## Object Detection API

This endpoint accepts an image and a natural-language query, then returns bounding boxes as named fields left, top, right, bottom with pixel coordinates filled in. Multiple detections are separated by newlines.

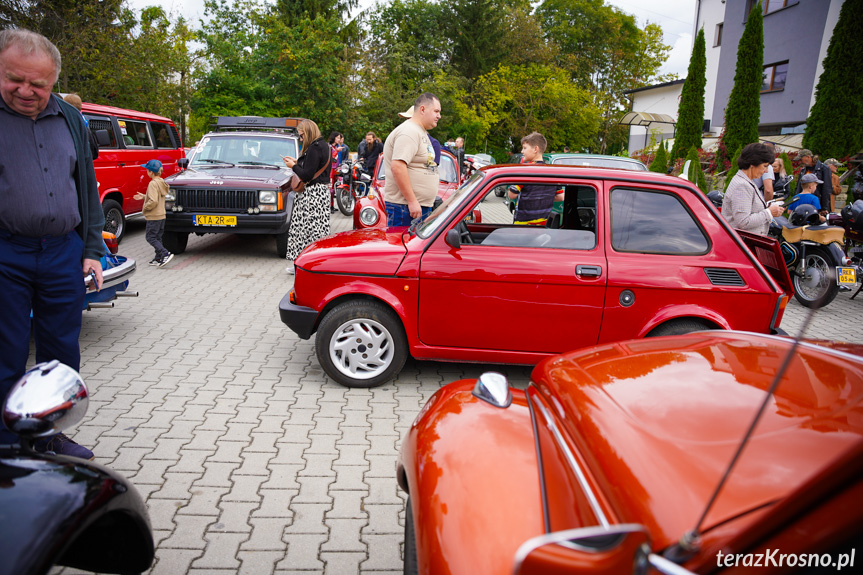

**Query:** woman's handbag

left=290, top=152, right=331, bottom=193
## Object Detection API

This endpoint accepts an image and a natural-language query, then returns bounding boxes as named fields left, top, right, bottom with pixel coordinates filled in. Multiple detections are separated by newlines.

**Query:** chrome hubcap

left=329, top=318, right=393, bottom=380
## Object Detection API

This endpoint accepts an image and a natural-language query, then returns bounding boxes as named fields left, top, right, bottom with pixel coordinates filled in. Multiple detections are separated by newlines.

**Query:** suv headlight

left=259, top=190, right=277, bottom=203
left=165, top=190, right=176, bottom=209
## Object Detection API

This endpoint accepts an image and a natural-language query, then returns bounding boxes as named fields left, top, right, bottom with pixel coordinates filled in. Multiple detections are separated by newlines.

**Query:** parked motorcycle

left=707, top=190, right=854, bottom=308
left=335, top=159, right=373, bottom=216
left=828, top=198, right=863, bottom=299
left=770, top=204, right=853, bottom=308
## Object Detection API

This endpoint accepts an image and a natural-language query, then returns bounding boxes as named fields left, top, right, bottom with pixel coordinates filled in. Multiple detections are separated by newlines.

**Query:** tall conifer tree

left=671, top=28, right=706, bottom=160
left=719, top=2, right=763, bottom=167
left=802, top=0, right=863, bottom=158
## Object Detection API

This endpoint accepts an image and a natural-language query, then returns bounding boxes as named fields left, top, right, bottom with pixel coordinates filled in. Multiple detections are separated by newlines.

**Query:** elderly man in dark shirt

left=0, top=29, right=104, bottom=459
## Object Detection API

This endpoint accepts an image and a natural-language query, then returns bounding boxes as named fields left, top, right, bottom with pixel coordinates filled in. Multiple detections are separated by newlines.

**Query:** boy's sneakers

left=148, top=258, right=159, bottom=266
left=158, top=253, right=174, bottom=267
left=33, top=433, right=95, bottom=460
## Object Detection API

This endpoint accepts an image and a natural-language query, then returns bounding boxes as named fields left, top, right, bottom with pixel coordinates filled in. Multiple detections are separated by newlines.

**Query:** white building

left=626, top=0, right=846, bottom=155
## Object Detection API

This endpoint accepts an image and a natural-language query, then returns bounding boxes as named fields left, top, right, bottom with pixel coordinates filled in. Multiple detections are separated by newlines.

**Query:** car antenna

left=663, top=301, right=821, bottom=564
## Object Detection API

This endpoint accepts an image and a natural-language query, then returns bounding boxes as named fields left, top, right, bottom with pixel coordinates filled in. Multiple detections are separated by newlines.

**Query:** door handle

left=576, top=265, right=602, bottom=278
left=118, top=162, right=126, bottom=167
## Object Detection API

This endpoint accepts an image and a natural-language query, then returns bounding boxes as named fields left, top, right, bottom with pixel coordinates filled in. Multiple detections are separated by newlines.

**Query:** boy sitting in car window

left=508, top=131, right=563, bottom=225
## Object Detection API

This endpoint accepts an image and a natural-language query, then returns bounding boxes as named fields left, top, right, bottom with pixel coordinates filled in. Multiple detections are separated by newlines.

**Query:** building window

left=762, top=61, right=788, bottom=92
left=714, top=23, right=723, bottom=47
left=749, top=0, right=794, bottom=15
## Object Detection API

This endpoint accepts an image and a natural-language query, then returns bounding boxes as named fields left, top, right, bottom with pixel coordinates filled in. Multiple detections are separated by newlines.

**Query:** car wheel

left=275, top=231, right=289, bottom=259
left=647, top=318, right=713, bottom=337
left=404, top=496, right=418, bottom=575
left=315, top=300, right=407, bottom=388
left=102, top=199, right=125, bottom=242
left=792, top=246, right=840, bottom=308
left=162, top=230, right=189, bottom=254
left=494, top=186, right=505, bottom=198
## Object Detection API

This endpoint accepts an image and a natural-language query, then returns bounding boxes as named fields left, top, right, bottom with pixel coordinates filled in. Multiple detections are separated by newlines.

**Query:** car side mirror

left=94, top=129, right=111, bottom=147
left=513, top=525, right=654, bottom=575
left=472, top=209, right=482, bottom=224
left=1, top=361, right=89, bottom=439
left=178, top=157, right=189, bottom=169
left=446, top=228, right=461, bottom=249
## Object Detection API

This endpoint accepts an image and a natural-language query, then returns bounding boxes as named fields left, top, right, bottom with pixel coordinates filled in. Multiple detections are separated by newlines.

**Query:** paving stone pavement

left=47, top=210, right=861, bottom=575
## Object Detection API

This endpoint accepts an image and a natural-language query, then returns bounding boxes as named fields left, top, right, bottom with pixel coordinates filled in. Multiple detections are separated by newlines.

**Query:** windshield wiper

left=236, top=161, right=279, bottom=168
left=195, top=159, right=235, bottom=167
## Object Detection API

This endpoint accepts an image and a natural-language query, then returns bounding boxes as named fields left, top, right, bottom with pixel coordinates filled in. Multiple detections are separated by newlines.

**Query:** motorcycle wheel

left=337, top=186, right=355, bottom=216
left=792, top=245, right=840, bottom=308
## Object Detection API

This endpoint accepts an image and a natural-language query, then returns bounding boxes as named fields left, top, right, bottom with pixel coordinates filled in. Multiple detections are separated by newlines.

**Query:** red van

left=81, top=103, right=184, bottom=241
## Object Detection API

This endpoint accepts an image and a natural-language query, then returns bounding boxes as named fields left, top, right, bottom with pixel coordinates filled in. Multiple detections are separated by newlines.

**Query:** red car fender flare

left=637, top=305, right=729, bottom=337
left=100, top=188, right=123, bottom=204
left=316, top=281, right=412, bottom=330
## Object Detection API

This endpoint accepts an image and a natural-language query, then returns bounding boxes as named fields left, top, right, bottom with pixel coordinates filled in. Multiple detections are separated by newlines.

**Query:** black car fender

left=0, top=450, right=154, bottom=575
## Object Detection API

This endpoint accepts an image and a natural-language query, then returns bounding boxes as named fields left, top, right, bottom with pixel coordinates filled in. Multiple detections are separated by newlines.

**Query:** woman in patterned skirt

left=282, top=119, right=332, bottom=274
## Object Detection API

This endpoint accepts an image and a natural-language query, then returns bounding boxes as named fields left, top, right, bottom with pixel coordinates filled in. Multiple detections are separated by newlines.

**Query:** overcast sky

left=128, top=0, right=696, bottom=78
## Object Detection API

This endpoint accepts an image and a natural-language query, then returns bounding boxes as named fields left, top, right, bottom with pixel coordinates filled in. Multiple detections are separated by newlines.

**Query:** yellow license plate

left=195, top=215, right=236, bottom=226
left=838, top=267, right=856, bottom=286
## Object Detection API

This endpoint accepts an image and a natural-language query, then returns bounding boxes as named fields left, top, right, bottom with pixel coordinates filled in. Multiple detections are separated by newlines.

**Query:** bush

left=649, top=141, right=668, bottom=173
left=686, top=147, right=708, bottom=193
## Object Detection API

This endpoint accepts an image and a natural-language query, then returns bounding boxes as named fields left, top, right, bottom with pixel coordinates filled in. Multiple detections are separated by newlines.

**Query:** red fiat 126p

left=279, top=165, right=792, bottom=388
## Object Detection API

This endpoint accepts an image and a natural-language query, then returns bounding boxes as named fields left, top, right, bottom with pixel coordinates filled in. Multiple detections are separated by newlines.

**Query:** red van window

left=152, top=122, right=174, bottom=148
left=119, top=119, right=152, bottom=147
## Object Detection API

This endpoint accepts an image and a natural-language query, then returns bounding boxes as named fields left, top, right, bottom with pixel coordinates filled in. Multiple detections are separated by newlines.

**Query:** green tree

left=719, top=2, right=763, bottom=167
left=536, top=0, right=671, bottom=153
left=802, top=0, right=863, bottom=158
left=686, top=146, right=707, bottom=193
left=467, top=63, right=600, bottom=157
left=671, top=28, right=706, bottom=160
left=444, top=0, right=510, bottom=80
left=649, top=141, right=668, bottom=173
left=723, top=146, right=743, bottom=193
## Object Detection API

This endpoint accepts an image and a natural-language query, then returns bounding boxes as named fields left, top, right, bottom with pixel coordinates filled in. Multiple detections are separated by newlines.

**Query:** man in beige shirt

left=383, top=92, right=441, bottom=226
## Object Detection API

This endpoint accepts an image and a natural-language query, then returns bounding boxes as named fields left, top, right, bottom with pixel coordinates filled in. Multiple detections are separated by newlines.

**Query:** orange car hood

left=297, top=229, right=407, bottom=275
left=532, top=331, right=863, bottom=551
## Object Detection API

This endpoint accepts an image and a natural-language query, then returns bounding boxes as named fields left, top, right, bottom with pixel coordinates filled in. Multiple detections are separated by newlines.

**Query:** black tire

left=647, top=318, right=713, bottom=337
left=404, top=496, right=418, bottom=575
left=275, top=231, right=289, bottom=259
left=494, top=186, right=505, bottom=198
left=337, top=186, right=354, bottom=216
left=102, top=199, right=126, bottom=241
left=315, top=300, right=408, bottom=388
left=162, top=230, right=189, bottom=254
left=792, top=245, right=840, bottom=308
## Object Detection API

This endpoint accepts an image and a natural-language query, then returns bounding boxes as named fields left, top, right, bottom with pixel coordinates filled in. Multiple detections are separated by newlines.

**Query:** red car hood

left=296, top=229, right=408, bottom=275
left=531, top=331, right=863, bottom=551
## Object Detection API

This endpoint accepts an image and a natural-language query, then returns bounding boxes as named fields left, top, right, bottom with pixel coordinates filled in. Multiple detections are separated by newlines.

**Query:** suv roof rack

left=210, top=116, right=307, bottom=132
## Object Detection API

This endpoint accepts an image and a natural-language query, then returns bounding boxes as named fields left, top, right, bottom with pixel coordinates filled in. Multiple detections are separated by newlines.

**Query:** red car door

left=416, top=179, right=607, bottom=354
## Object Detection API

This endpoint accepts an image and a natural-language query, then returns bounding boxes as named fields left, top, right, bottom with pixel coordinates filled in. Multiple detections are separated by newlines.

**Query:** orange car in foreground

left=397, top=331, right=862, bottom=574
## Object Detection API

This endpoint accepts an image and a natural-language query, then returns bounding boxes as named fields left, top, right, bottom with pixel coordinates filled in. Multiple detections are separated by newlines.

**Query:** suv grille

left=176, top=188, right=258, bottom=212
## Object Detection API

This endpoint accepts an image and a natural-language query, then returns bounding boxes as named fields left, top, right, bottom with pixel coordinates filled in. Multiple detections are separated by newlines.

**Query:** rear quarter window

left=610, top=187, right=710, bottom=254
